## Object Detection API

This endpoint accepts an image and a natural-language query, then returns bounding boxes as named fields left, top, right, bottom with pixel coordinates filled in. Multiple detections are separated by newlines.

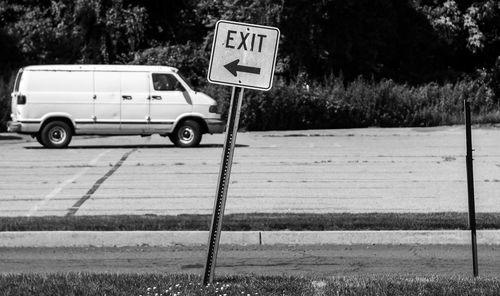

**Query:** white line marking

left=26, top=150, right=110, bottom=216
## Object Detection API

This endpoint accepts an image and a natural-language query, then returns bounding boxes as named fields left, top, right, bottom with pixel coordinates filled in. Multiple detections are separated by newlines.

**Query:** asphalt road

left=1, top=126, right=499, bottom=217
left=2, top=244, right=499, bottom=277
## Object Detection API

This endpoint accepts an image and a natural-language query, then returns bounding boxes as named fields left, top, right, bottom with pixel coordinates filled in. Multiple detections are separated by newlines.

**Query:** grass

left=0, top=274, right=314, bottom=296
left=2, top=212, right=500, bottom=231
left=1, top=273, right=500, bottom=295
left=324, top=276, right=500, bottom=296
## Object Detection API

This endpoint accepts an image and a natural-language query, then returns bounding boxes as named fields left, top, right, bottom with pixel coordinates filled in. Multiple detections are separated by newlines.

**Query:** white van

left=7, top=65, right=224, bottom=148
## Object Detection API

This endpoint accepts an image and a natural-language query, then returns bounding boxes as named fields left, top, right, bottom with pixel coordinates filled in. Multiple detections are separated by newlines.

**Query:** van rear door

left=120, top=72, right=150, bottom=132
left=25, top=70, right=93, bottom=123
left=10, top=68, right=23, bottom=121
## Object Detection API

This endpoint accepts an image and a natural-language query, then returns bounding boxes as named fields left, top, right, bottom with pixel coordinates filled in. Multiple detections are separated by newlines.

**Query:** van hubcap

left=49, top=126, right=66, bottom=144
left=179, top=127, right=194, bottom=144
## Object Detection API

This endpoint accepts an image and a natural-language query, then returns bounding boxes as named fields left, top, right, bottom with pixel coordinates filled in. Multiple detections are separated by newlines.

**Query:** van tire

left=170, top=120, right=202, bottom=147
left=40, top=121, right=72, bottom=148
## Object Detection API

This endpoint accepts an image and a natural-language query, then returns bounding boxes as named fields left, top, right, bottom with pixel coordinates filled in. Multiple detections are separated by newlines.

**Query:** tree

left=280, top=0, right=457, bottom=83
left=419, top=0, right=500, bottom=68
left=127, top=0, right=206, bottom=45
left=0, top=0, right=148, bottom=64
left=195, top=0, right=284, bottom=56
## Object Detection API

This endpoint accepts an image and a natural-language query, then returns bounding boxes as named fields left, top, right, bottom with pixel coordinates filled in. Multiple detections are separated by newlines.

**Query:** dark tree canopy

left=0, top=0, right=499, bottom=84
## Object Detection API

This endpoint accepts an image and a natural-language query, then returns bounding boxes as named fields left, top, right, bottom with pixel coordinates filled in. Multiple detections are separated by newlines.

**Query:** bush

left=0, top=74, right=16, bottom=132
left=199, top=75, right=499, bottom=131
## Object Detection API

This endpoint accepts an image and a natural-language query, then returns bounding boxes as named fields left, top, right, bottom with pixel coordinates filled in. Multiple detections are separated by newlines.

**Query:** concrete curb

left=0, top=231, right=259, bottom=247
left=261, top=230, right=499, bottom=245
left=1, top=230, right=500, bottom=247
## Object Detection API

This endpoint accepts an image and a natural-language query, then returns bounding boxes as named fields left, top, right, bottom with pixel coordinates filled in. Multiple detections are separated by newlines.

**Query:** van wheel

left=170, top=120, right=202, bottom=147
left=40, top=121, right=72, bottom=148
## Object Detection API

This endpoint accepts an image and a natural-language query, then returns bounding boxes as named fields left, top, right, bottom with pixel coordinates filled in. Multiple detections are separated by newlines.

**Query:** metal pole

left=464, top=99, right=478, bottom=277
left=203, top=86, right=244, bottom=285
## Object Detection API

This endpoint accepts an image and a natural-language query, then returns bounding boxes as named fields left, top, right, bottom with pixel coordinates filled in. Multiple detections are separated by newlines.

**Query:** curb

left=1, top=230, right=500, bottom=247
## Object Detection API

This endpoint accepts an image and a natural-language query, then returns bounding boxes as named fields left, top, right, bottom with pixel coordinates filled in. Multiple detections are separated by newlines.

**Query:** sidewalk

left=1, top=230, right=498, bottom=247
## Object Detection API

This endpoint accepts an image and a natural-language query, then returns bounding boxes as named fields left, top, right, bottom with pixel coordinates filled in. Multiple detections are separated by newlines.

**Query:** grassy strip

left=0, top=274, right=314, bottom=296
left=2, top=212, right=500, bottom=231
left=1, top=273, right=500, bottom=296
left=324, top=276, right=500, bottom=296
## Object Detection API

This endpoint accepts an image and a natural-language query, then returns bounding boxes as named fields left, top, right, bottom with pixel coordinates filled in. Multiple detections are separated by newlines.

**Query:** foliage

left=0, top=0, right=148, bottom=64
left=73, top=0, right=148, bottom=63
left=200, top=75, right=498, bottom=131
left=1, top=0, right=499, bottom=80
left=195, top=0, right=283, bottom=30
left=0, top=79, right=11, bottom=128
left=420, top=0, right=500, bottom=53
left=127, top=0, right=206, bottom=45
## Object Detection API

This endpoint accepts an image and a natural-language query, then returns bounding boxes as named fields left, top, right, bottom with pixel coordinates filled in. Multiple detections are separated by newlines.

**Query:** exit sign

left=207, top=20, right=280, bottom=91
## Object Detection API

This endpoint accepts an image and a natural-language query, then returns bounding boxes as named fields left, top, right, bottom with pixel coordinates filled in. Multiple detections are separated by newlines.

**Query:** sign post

left=203, top=86, right=243, bottom=285
left=203, top=20, right=280, bottom=285
left=464, top=99, right=478, bottom=277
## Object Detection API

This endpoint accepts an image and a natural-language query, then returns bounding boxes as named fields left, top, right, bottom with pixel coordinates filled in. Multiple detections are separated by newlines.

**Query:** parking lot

left=1, top=126, right=499, bottom=217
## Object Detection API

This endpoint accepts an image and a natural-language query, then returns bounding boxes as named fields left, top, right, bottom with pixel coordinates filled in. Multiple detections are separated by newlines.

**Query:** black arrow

left=224, top=59, right=261, bottom=77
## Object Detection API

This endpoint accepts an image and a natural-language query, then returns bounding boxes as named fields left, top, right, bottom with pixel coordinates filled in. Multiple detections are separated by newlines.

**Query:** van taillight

left=17, top=95, right=26, bottom=105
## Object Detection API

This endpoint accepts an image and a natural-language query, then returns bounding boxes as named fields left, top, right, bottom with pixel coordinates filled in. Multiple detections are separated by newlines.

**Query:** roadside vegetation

left=1, top=273, right=500, bottom=296
left=2, top=212, right=500, bottom=231
left=203, top=76, right=499, bottom=131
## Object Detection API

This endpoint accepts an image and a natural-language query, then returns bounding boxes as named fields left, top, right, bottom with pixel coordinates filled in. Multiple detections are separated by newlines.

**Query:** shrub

left=198, top=75, right=499, bottom=131
left=0, top=74, right=16, bottom=132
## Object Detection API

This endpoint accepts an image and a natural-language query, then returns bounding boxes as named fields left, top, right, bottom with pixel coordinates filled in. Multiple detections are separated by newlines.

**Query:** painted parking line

left=26, top=150, right=110, bottom=216
left=66, top=148, right=137, bottom=216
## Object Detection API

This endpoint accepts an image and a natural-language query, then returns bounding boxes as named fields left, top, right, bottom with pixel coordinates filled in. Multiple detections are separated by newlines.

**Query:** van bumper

left=206, top=119, right=225, bottom=134
left=7, top=121, right=39, bottom=134
left=7, top=121, right=22, bottom=133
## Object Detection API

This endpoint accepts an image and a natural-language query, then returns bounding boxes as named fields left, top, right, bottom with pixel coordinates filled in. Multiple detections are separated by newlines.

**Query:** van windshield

left=13, top=68, right=23, bottom=92
left=177, top=73, right=195, bottom=91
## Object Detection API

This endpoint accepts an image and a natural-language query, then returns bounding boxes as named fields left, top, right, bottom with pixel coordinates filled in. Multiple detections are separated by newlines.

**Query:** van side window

left=152, top=74, right=185, bottom=91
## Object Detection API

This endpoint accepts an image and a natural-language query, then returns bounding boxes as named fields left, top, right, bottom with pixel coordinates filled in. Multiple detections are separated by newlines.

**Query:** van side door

left=120, top=72, right=150, bottom=133
left=93, top=71, right=121, bottom=132
left=149, top=73, right=193, bottom=132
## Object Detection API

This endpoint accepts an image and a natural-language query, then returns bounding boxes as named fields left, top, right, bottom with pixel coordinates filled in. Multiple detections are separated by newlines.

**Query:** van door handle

left=151, top=96, right=162, bottom=100
left=122, top=95, right=132, bottom=100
